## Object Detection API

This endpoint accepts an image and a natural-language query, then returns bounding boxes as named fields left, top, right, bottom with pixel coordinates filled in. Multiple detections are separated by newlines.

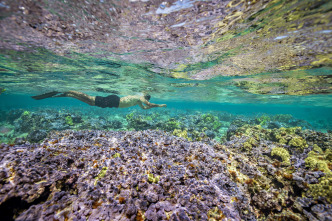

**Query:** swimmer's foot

left=31, top=91, right=61, bottom=100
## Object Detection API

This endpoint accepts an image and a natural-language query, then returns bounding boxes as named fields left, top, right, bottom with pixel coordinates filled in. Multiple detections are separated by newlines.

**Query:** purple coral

left=0, top=130, right=252, bottom=220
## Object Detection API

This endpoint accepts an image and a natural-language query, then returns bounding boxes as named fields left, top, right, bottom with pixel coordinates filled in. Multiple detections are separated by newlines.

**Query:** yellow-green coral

left=242, top=137, right=257, bottom=151
left=273, top=209, right=304, bottom=221
left=288, top=137, right=307, bottom=150
left=23, top=110, right=31, bottom=116
left=308, top=175, right=332, bottom=203
left=173, top=129, right=207, bottom=141
left=305, top=146, right=331, bottom=175
left=305, top=145, right=332, bottom=202
left=271, top=147, right=290, bottom=165
left=202, top=113, right=222, bottom=130
left=165, top=118, right=181, bottom=131
left=234, top=124, right=262, bottom=139
left=257, top=115, right=271, bottom=126
left=112, top=153, right=121, bottom=158
left=272, top=114, right=293, bottom=122
left=207, top=207, right=225, bottom=220
left=65, top=116, right=74, bottom=126
left=284, top=127, right=302, bottom=134
left=312, top=144, right=323, bottom=153
left=306, top=157, right=330, bottom=174
left=173, top=129, right=190, bottom=140
left=271, top=127, right=307, bottom=151
left=94, top=167, right=108, bottom=186
left=273, top=127, right=302, bottom=144
left=147, top=173, right=160, bottom=183
left=234, top=125, right=309, bottom=153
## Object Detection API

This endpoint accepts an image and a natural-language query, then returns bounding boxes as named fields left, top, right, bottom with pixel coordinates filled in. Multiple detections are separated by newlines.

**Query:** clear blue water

left=1, top=93, right=331, bottom=132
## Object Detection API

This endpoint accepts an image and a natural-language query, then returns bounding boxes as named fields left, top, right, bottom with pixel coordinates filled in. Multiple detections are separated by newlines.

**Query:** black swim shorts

left=95, top=95, right=120, bottom=108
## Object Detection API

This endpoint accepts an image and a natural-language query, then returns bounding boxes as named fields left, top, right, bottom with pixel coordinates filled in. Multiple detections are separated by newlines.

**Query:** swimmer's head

left=144, top=94, right=151, bottom=101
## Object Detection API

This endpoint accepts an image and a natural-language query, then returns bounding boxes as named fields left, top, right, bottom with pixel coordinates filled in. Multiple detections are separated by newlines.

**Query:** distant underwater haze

left=0, top=0, right=332, bottom=220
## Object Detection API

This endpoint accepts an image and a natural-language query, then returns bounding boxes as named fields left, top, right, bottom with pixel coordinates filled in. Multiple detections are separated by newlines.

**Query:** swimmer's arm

left=139, top=99, right=167, bottom=109
left=141, top=99, right=167, bottom=107
left=138, top=103, right=153, bottom=109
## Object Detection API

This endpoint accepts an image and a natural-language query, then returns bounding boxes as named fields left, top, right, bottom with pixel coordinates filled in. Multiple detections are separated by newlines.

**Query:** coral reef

left=124, top=110, right=226, bottom=142
left=305, top=145, right=331, bottom=175
left=226, top=124, right=312, bottom=152
left=0, top=117, right=330, bottom=220
left=271, top=147, right=291, bottom=165
left=0, top=130, right=254, bottom=220
left=1, top=107, right=329, bottom=146
left=65, top=115, right=74, bottom=126
left=126, top=112, right=156, bottom=131
left=0, top=110, right=332, bottom=220
left=222, top=123, right=332, bottom=220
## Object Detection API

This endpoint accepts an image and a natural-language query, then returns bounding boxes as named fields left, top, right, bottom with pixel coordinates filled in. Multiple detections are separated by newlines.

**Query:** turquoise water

left=1, top=93, right=331, bottom=133
left=1, top=94, right=332, bottom=119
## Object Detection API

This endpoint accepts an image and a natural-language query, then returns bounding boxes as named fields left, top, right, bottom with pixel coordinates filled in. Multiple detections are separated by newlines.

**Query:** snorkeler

left=32, top=91, right=167, bottom=109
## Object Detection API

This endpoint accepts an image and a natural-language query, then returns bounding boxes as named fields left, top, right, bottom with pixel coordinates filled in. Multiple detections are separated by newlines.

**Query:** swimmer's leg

left=31, top=91, right=61, bottom=100
left=53, top=91, right=96, bottom=106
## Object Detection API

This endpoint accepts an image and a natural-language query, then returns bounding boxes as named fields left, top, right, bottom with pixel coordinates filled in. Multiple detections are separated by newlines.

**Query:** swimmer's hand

left=160, top=104, right=167, bottom=107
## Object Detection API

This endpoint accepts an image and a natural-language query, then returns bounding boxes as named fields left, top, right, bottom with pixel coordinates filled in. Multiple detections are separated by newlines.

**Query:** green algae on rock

left=94, top=166, right=108, bottom=186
